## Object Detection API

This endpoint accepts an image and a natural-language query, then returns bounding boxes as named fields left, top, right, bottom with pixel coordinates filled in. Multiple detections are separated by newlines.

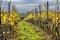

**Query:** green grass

left=16, top=21, right=43, bottom=40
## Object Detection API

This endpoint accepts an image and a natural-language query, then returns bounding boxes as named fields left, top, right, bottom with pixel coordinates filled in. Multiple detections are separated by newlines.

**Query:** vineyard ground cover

left=16, top=21, right=43, bottom=40
left=16, top=21, right=55, bottom=40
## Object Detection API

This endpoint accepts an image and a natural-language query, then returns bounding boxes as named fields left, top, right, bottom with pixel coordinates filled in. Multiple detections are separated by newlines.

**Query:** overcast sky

left=3, top=0, right=60, bottom=1
left=2, top=0, right=60, bottom=13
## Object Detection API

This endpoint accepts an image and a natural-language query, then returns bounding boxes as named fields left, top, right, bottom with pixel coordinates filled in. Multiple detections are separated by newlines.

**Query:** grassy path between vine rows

left=16, top=21, right=53, bottom=40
